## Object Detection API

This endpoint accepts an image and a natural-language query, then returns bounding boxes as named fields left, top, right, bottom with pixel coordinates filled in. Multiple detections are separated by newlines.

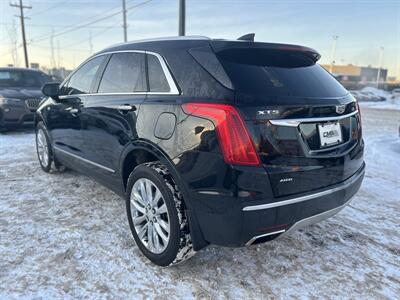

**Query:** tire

left=126, top=161, right=194, bottom=266
left=35, top=122, right=53, bottom=172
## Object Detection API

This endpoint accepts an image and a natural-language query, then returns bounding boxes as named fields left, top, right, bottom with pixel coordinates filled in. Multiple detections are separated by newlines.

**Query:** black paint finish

left=36, top=37, right=365, bottom=249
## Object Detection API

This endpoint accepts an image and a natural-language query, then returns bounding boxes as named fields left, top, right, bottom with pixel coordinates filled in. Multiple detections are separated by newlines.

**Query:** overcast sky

left=1, top=0, right=399, bottom=77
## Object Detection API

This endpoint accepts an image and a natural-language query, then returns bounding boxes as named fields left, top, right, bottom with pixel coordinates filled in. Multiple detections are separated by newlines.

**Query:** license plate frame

left=318, top=122, right=342, bottom=147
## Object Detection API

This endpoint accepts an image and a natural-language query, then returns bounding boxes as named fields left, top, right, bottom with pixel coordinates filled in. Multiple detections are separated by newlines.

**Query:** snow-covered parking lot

left=0, top=105, right=399, bottom=299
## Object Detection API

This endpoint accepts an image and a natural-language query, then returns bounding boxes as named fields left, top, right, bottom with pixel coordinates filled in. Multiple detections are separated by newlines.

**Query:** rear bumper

left=194, top=163, right=365, bottom=247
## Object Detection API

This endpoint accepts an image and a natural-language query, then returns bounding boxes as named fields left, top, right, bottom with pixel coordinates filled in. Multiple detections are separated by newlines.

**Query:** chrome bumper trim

left=246, top=195, right=355, bottom=246
left=245, top=229, right=286, bottom=246
left=53, top=146, right=115, bottom=173
left=242, top=168, right=364, bottom=211
left=269, top=110, right=358, bottom=127
left=281, top=196, right=354, bottom=236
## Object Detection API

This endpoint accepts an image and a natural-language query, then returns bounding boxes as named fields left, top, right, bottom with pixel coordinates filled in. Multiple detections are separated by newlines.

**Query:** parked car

left=0, top=68, right=54, bottom=131
left=362, top=90, right=386, bottom=101
left=350, top=90, right=363, bottom=101
left=36, top=36, right=365, bottom=266
left=391, top=88, right=400, bottom=99
left=360, top=87, right=388, bottom=101
left=357, top=91, right=381, bottom=101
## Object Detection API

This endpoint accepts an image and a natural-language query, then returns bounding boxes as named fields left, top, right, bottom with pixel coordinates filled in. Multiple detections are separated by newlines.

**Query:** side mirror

left=42, top=82, right=60, bottom=99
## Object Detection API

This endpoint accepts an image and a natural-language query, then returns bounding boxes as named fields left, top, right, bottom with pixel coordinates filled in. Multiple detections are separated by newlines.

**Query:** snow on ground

left=0, top=106, right=399, bottom=299
left=359, top=99, right=400, bottom=111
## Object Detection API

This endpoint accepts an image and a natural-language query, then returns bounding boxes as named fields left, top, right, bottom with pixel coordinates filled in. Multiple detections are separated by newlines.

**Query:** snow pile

left=359, top=99, right=400, bottom=111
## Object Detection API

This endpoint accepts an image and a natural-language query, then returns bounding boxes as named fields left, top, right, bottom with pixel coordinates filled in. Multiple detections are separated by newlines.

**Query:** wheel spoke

left=147, top=223, right=154, bottom=250
left=131, top=199, right=146, bottom=214
left=152, top=189, right=162, bottom=207
left=137, top=223, right=148, bottom=239
left=139, top=181, right=147, bottom=202
left=132, top=189, right=146, bottom=206
left=154, top=222, right=169, bottom=243
left=156, top=217, right=169, bottom=233
left=145, top=180, right=153, bottom=204
left=156, top=203, right=167, bottom=215
left=133, top=215, right=146, bottom=225
left=153, top=227, right=160, bottom=249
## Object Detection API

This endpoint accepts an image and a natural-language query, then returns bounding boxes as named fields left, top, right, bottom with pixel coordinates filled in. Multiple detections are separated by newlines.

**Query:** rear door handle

left=65, top=107, right=80, bottom=116
left=115, top=104, right=137, bottom=112
left=67, top=108, right=79, bottom=114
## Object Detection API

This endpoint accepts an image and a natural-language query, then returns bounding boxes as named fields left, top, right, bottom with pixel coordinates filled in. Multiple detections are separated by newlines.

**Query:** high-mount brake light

left=182, top=103, right=261, bottom=167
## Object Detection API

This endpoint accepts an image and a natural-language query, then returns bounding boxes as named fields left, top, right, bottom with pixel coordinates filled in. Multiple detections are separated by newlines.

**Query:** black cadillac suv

left=36, top=35, right=365, bottom=266
left=0, top=68, right=53, bottom=131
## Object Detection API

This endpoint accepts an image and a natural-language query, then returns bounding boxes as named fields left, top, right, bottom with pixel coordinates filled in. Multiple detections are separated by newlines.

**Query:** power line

left=26, top=0, right=71, bottom=17
left=0, top=22, right=121, bottom=28
left=30, top=0, right=151, bottom=43
left=2, top=0, right=152, bottom=63
left=27, top=1, right=125, bottom=42
left=10, top=0, right=32, bottom=68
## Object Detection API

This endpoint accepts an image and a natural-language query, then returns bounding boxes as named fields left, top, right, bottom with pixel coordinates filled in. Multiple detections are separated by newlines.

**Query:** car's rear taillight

left=182, top=103, right=261, bottom=167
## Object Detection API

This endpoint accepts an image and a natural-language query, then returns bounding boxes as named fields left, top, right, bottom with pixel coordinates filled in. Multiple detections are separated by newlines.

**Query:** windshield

left=217, top=48, right=348, bottom=99
left=0, top=70, right=50, bottom=88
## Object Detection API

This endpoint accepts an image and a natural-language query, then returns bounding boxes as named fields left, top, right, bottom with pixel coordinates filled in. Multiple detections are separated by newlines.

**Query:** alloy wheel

left=37, top=128, right=49, bottom=167
left=130, top=178, right=170, bottom=254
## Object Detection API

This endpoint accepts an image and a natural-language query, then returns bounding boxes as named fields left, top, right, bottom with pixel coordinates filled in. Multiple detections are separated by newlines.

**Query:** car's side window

left=98, top=52, right=146, bottom=93
left=147, top=54, right=170, bottom=92
left=64, top=56, right=105, bottom=95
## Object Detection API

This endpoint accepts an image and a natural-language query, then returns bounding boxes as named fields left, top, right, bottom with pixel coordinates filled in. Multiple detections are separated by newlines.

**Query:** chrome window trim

left=242, top=167, right=364, bottom=211
left=53, top=146, right=115, bottom=173
left=59, top=50, right=180, bottom=98
left=269, top=110, right=359, bottom=127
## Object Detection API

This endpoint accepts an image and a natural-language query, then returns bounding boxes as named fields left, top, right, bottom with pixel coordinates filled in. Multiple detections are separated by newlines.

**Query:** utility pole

left=122, top=0, right=128, bottom=42
left=89, top=31, right=93, bottom=55
left=10, top=0, right=31, bottom=68
left=50, top=28, right=56, bottom=69
left=178, top=0, right=185, bottom=36
left=329, top=35, right=339, bottom=74
left=376, top=46, right=384, bottom=88
left=57, top=39, right=61, bottom=68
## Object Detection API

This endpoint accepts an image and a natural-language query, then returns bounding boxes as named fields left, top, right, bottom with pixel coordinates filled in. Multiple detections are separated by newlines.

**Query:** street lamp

left=376, top=46, right=384, bottom=88
left=329, top=35, right=339, bottom=74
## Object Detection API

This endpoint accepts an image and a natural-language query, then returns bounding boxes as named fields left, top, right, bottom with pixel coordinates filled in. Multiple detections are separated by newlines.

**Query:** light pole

left=329, top=35, right=339, bottom=74
left=122, top=0, right=127, bottom=42
left=178, top=0, right=185, bottom=36
left=376, top=46, right=384, bottom=88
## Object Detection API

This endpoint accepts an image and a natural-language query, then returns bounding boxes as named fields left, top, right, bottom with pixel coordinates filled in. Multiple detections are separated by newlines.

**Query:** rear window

left=147, top=54, right=169, bottom=92
left=98, top=52, right=146, bottom=93
left=217, top=48, right=348, bottom=99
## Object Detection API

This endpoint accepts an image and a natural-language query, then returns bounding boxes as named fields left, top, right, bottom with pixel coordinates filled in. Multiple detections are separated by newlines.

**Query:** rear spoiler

left=210, top=40, right=321, bottom=62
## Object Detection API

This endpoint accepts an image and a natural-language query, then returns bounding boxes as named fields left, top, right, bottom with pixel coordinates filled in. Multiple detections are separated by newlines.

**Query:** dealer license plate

left=318, top=122, right=342, bottom=147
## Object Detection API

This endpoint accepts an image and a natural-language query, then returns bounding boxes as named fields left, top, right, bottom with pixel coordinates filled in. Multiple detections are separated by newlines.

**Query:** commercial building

left=321, top=64, right=388, bottom=89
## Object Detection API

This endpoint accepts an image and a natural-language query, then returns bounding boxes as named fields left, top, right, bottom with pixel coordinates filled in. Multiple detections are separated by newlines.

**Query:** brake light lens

left=182, top=103, right=261, bottom=166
